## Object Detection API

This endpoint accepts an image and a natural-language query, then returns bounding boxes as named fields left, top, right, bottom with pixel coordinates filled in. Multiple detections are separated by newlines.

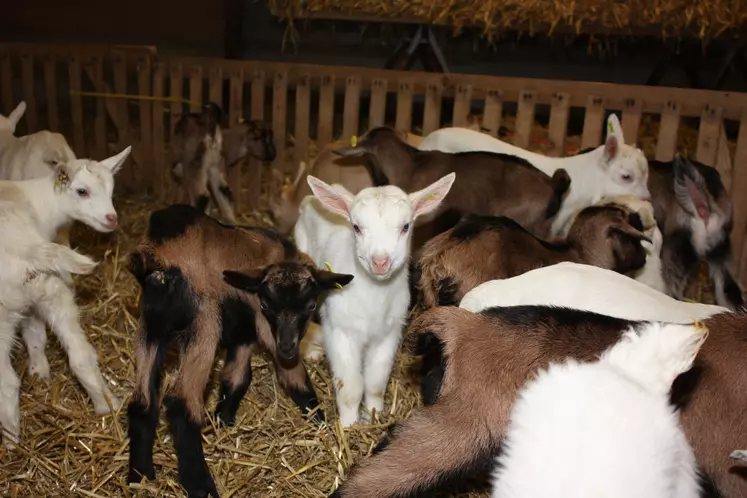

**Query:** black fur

left=546, top=169, right=572, bottom=219
left=218, top=185, right=233, bottom=202
left=668, top=229, right=702, bottom=272
left=407, top=261, right=422, bottom=311
left=147, top=204, right=203, bottom=244
left=436, top=277, right=459, bottom=307
left=627, top=212, right=644, bottom=232
left=164, top=396, right=219, bottom=498
left=697, top=470, right=725, bottom=498
left=215, top=376, right=251, bottom=427
left=286, top=375, right=324, bottom=422
left=141, top=266, right=198, bottom=348
left=196, top=195, right=210, bottom=213
left=670, top=361, right=705, bottom=412
left=723, top=272, right=744, bottom=307
left=418, top=332, right=446, bottom=405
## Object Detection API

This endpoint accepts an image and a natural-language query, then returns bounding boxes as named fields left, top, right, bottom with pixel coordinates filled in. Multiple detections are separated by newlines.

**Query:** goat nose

left=106, top=213, right=118, bottom=226
left=372, top=256, right=391, bottom=274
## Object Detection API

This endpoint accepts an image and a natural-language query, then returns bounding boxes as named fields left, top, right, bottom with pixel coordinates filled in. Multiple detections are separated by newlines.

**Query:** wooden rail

left=1, top=44, right=747, bottom=290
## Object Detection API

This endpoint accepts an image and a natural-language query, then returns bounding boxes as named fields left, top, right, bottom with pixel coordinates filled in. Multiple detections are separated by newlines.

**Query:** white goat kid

left=460, top=262, right=728, bottom=323
left=418, top=114, right=650, bottom=237
left=295, top=173, right=455, bottom=427
left=491, top=321, right=707, bottom=498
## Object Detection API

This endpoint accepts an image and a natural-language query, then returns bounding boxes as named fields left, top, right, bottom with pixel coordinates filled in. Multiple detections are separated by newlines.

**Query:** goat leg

left=276, top=358, right=324, bottom=423
left=215, top=343, right=253, bottom=427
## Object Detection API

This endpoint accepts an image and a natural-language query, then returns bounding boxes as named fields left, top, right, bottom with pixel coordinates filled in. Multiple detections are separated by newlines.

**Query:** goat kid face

left=50, top=146, right=131, bottom=232
left=0, top=101, right=26, bottom=133
left=241, top=120, right=277, bottom=162
left=223, top=263, right=353, bottom=365
left=307, top=172, right=456, bottom=280
left=600, top=114, right=650, bottom=200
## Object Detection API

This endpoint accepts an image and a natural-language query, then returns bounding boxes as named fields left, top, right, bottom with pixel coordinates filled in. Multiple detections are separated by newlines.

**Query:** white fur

left=0, top=163, right=127, bottom=446
left=460, top=262, right=728, bottom=323
left=418, top=113, right=651, bottom=237
left=294, top=173, right=455, bottom=427
left=491, top=322, right=706, bottom=498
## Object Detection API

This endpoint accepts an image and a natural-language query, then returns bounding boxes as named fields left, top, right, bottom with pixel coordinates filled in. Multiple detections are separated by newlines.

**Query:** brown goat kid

left=332, top=127, right=571, bottom=240
left=332, top=306, right=745, bottom=498
left=126, top=204, right=352, bottom=498
left=416, top=203, right=650, bottom=308
left=172, top=102, right=276, bottom=224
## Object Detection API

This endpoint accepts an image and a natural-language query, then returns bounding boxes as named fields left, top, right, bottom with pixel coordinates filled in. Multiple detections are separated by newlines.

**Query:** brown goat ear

left=608, top=226, right=648, bottom=274
left=609, top=221, right=652, bottom=244
left=315, top=269, right=354, bottom=290
left=223, top=269, right=265, bottom=292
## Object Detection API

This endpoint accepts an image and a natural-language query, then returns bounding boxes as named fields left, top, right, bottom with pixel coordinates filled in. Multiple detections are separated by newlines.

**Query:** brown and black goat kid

left=126, top=204, right=352, bottom=498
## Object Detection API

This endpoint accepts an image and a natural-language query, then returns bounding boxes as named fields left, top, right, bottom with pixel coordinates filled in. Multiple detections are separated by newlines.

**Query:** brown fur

left=417, top=204, right=650, bottom=308
left=335, top=307, right=747, bottom=498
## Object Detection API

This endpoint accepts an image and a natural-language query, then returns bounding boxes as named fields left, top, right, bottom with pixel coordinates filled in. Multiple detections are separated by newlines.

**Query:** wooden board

left=227, top=68, right=243, bottom=209
left=20, top=53, right=37, bottom=133
left=341, top=75, right=361, bottom=141
left=0, top=53, right=12, bottom=114
left=209, top=66, right=223, bottom=105
left=43, top=55, right=59, bottom=131
left=695, top=104, right=722, bottom=167
left=112, top=52, right=132, bottom=186
left=294, top=74, right=311, bottom=165
left=169, top=63, right=183, bottom=141
left=317, top=74, right=335, bottom=149
left=137, top=55, right=153, bottom=191
left=735, top=111, right=747, bottom=277
left=482, top=89, right=502, bottom=137
left=422, top=81, right=442, bottom=136
left=189, top=65, right=203, bottom=112
left=246, top=70, right=265, bottom=211
left=581, top=95, right=606, bottom=149
left=452, top=84, right=472, bottom=127
left=86, top=55, right=107, bottom=159
left=395, top=78, right=413, bottom=134
left=621, top=98, right=642, bottom=146
left=514, top=90, right=536, bottom=150
left=369, top=78, right=387, bottom=129
left=67, top=55, right=86, bottom=156
left=715, top=122, right=732, bottom=194
left=547, top=92, right=570, bottom=157
left=655, top=100, right=681, bottom=162
left=273, top=71, right=288, bottom=172
left=151, top=62, right=166, bottom=200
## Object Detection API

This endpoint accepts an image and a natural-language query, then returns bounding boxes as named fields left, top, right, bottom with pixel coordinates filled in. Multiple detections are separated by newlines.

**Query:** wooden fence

left=1, top=43, right=747, bottom=289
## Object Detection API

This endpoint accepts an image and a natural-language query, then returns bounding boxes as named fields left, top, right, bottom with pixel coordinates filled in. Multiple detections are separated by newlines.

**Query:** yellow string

left=69, top=90, right=201, bottom=106
left=350, top=135, right=358, bottom=147
left=324, top=261, right=344, bottom=289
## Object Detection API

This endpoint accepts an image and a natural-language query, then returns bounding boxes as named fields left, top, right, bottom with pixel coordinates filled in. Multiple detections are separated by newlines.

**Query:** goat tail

left=27, top=242, right=98, bottom=276
left=705, top=239, right=745, bottom=310
left=546, top=168, right=572, bottom=219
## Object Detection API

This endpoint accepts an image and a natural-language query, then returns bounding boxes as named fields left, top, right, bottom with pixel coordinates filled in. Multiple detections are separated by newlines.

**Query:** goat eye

left=308, top=302, right=316, bottom=311
left=402, top=223, right=410, bottom=233
left=76, top=188, right=89, bottom=198
left=259, top=301, right=268, bottom=311
left=352, top=224, right=361, bottom=234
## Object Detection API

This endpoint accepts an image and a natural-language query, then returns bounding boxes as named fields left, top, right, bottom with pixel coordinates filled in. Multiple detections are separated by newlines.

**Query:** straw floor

left=0, top=116, right=718, bottom=497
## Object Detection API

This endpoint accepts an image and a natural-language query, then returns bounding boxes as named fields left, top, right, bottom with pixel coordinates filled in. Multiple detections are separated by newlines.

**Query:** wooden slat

left=137, top=55, right=153, bottom=191
left=169, top=63, right=183, bottom=141
left=369, top=78, right=387, bottom=129
left=273, top=71, right=288, bottom=172
left=452, top=84, right=472, bottom=127
left=655, top=100, right=681, bottom=162
left=740, top=240, right=747, bottom=295
left=341, top=75, right=361, bottom=141
left=42, top=55, right=59, bottom=131
left=715, top=123, right=732, bottom=194
left=513, top=90, right=536, bottom=150
left=209, top=66, right=223, bottom=105
left=735, top=111, right=747, bottom=277
left=696, top=104, right=723, bottom=167
left=246, top=70, right=265, bottom=211
left=151, top=62, right=166, bottom=200
left=85, top=55, right=107, bottom=159
left=112, top=52, right=132, bottom=186
left=395, top=78, right=413, bottom=134
left=294, top=74, right=311, bottom=165
left=422, top=81, right=443, bottom=136
left=482, top=89, right=502, bottom=137
left=250, top=70, right=265, bottom=120
left=621, top=98, right=642, bottom=146
left=67, top=55, right=86, bottom=156
left=227, top=68, right=243, bottom=210
left=20, top=53, right=37, bottom=132
left=581, top=95, right=606, bottom=149
left=547, top=92, right=570, bottom=157
left=189, top=66, right=203, bottom=112
left=317, top=74, right=335, bottom=149
left=1, top=52, right=12, bottom=114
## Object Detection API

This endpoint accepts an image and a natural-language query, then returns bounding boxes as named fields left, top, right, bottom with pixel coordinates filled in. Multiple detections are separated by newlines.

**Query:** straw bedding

left=0, top=116, right=717, bottom=497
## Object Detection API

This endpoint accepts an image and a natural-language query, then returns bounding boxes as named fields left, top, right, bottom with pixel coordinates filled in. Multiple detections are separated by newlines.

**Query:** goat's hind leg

left=21, top=314, right=50, bottom=380
left=0, top=313, right=22, bottom=447
left=215, top=343, right=253, bottom=427
left=207, top=165, right=237, bottom=224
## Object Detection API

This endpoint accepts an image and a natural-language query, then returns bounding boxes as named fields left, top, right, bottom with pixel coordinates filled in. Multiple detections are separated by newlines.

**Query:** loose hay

left=0, top=115, right=717, bottom=497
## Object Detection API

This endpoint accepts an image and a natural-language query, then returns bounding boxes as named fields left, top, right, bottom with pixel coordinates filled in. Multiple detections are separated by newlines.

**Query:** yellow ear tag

left=324, top=261, right=344, bottom=289
left=54, top=170, right=70, bottom=192
left=608, top=120, right=614, bottom=134
left=350, top=135, right=358, bottom=147
left=238, top=117, right=246, bottom=124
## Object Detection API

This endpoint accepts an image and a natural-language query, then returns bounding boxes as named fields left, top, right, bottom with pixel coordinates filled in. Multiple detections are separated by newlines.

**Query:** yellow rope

left=69, top=90, right=200, bottom=106
left=324, top=261, right=344, bottom=289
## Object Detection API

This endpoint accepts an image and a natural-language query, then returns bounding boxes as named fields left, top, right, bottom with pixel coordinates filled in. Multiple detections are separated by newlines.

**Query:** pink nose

left=372, top=256, right=391, bottom=274
left=106, top=213, right=118, bottom=227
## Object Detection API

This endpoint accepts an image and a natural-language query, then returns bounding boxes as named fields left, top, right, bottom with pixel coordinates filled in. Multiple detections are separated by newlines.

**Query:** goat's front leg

left=362, top=329, right=401, bottom=423
left=186, top=165, right=211, bottom=214
left=276, top=357, right=324, bottom=423
left=33, top=277, right=121, bottom=414
left=324, top=326, right=364, bottom=427
left=127, top=324, right=166, bottom=485
left=168, top=311, right=221, bottom=498
left=21, top=314, right=50, bottom=380
left=215, top=343, right=253, bottom=427
left=0, top=316, right=21, bottom=447
left=207, top=165, right=237, bottom=224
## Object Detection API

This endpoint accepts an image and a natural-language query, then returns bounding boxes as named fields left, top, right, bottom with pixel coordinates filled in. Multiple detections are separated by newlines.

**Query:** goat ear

left=603, top=113, right=623, bottom=162
left=223, top=269, right=265, bottom=292
left=673, top=156, right=710, bottom=223
left=315, top=269, right=354, bottom=290
left=8, top=101, right=26, bottom=128
left=332, top=142, right=368, bottom=157
left=307, top=175, right=354, bottom=218
left=100, top=146, right=132, bottom=175
left=409, top=172, right=456, bottom=220
left=608, top=225, right=649, bottom=274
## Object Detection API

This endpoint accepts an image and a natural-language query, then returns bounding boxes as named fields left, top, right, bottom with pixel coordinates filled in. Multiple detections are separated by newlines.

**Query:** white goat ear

left=8, top=101, right=26, bottom=128
left=307, top=175, right=354, bottom=218
left=409, top=172, right=455, bottom=219
left=100, top=146, right=132, bottom=174
left=604, top=113, right=624, bottom=162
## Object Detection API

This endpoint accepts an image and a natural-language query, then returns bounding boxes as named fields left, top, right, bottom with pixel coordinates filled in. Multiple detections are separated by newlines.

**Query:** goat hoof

left=214, top=410, right=236, bottom=428
left=28, top=360, right=51, bottom=380
left=182, top=472, right=219, bottom=498
left=128, top=467, right=156, bottom=484
left=309, top=408, right=325, bottom=424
